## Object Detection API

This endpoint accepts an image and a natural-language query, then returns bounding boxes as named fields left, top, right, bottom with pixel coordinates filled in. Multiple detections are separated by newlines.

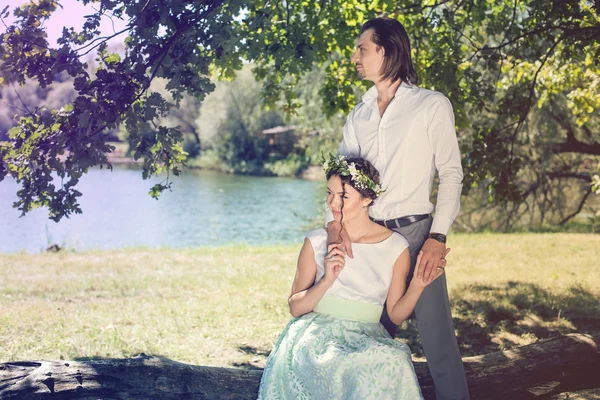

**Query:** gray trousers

left=380, top=216, right=470, bottom=400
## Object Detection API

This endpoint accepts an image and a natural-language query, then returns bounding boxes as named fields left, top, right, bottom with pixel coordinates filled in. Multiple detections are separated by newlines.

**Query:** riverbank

left=1, top=233, right=598, bottom=372
left=104, top=142, right=325, bottom=180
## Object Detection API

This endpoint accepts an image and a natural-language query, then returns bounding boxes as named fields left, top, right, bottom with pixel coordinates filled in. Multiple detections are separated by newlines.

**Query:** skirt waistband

left=314, top=295, right=383, bottom=323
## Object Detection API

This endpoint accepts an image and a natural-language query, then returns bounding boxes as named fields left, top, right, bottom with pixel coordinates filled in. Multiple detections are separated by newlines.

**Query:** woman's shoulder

left=304, top=227, right=327, bottom=240
left=304, top=228, right=328, bottom=251
left=388, top=231, right=409, bottom=247
left=366, top=224, right=407, bottom=245
left=367, top=225, right=409, bottom=250
left=386, top=232, right=411, bottom=264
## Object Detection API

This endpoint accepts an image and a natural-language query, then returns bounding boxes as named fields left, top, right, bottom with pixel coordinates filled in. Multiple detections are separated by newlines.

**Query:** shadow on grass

left=231, top=345, right=271, bottom=370
left=71, top=347, right=271, bottom=372
left=397, top=281, right=600, bottom=357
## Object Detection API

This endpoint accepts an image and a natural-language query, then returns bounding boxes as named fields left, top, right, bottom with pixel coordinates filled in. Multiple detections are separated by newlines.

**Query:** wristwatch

left=428, top=233, right=447, bottom=244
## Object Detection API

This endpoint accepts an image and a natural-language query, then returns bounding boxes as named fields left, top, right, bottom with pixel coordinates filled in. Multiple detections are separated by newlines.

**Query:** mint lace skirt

left=257, top=312, right=423, bottom=399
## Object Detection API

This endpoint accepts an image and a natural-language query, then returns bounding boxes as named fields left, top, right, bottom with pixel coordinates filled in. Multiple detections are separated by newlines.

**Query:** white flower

left=323, top=160, right=330, bottom=171
left=348, top=162, right=358, bottom=177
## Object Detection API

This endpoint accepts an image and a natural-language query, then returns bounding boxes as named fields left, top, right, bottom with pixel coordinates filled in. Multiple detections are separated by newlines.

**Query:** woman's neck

left=342, top=214, right=373, bottom=241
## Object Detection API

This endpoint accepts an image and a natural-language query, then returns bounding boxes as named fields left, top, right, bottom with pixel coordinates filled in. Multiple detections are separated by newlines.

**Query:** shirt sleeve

left=426, top=95, right=463, bottom=235
left=337, top=108, right=360, bottom=158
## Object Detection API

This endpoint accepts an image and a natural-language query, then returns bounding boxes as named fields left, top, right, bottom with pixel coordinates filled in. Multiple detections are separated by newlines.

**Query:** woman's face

left=326, top=175, right=372, bottom=221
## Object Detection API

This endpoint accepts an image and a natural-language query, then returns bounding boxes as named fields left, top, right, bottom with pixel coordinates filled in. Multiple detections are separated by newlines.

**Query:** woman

left=257, top=155, right=449, bottom=399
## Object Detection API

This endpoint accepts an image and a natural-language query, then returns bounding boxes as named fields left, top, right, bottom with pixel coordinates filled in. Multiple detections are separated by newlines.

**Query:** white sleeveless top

left=305, top=228, right=409, bottom=307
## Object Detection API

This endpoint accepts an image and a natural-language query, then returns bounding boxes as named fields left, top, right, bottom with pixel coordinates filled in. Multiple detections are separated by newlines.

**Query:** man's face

left=351, top=29, right=384, bottom=82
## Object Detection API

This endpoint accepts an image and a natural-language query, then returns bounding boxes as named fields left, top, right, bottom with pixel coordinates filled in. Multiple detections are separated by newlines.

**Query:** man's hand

left=411, top=252, right=447, bottom=290
left=416, top=239, right=450, bottom=283
left=326, top=221, right=354, bottom=259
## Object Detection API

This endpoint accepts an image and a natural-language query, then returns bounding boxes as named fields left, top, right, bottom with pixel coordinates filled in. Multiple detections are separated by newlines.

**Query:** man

left=326, top=17, right=470, bottom=400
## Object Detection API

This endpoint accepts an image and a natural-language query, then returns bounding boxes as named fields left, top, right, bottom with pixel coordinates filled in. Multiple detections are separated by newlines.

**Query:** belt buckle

left=385, top=219, right=397, bottom=229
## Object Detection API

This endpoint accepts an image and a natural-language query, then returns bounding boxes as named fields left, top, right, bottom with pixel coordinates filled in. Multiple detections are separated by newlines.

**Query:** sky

left=1, top=0, right=129, bottom=47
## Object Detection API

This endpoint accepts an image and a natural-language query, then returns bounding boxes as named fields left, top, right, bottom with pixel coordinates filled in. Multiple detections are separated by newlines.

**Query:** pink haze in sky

left=1, top=0, right=129, bottom=47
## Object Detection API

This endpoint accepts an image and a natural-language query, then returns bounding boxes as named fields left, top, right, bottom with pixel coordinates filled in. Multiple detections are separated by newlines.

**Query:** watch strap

left=429, top=233, right=447, bottom=244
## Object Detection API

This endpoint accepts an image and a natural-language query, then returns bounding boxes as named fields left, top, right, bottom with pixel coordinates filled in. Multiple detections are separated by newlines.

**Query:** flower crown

left=320, top=153, right=385, bottom=197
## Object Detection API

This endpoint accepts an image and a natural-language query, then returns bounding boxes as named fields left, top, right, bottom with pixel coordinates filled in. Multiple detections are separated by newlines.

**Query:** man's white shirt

left=331, top=82, right=463, bottom=236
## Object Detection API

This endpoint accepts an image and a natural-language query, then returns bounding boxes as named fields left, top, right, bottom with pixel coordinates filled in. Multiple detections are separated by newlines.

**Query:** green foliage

left=288, top=62, right=348, bottom=163
left=0, top=0, right=598, bottom=223
left=214, top=127, right=266, bottom=174
left=197, top=65, right=285, bottom=174
left=263, top=153, right=309, bottom=177
left=1, top=0, right=235, bottom=219
left=186, top=149, right=224, bottom=171
left=196, top=62, right=344, bottom=176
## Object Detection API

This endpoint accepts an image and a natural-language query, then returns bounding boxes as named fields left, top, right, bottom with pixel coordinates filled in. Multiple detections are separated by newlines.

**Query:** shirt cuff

left=430, top=215, right=453, bottom=236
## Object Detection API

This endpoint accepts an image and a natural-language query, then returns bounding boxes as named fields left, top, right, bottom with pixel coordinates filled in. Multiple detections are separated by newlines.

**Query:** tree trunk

left=1, top=334, right=598, bottom=400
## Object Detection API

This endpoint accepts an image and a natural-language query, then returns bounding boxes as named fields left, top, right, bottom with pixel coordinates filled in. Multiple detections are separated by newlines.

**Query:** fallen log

left=1, top=334, right=598, bottom=399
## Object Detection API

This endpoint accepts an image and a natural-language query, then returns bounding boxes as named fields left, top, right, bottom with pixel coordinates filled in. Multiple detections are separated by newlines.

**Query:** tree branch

left=548, top=103, right=577, bottom=141
left=463, top=25, right=599, bottom=64
left=89, top=1, right=225, bottom=140
left=552, top=140, right=600, bottom=155
left=1, top=334, right=597, bottom=399
left=546, top=171, right=592, bottom=181
left=559, top=186, right=593, bottom=225
left=1, top=100, right=30, bottom=114
left=493, top=25, right=595, bottom=51
left=9, top=78, right=33, bottom=116
left=490, top=0, right=518, bottom=90
left=397, top=0, right=452, bottom=13
left=504, top=37, right=564, bottom=183
left=173, top=115, right=200, bottom=144
left=75, top=26, right=132, bottom=56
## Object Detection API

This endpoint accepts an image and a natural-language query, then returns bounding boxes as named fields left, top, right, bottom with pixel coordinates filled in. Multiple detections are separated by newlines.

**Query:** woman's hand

left=411, top=248, right=451, bottom=290
left=327, top=221, right=354, bottom=259
left=323, top=243, right=346, bottom=285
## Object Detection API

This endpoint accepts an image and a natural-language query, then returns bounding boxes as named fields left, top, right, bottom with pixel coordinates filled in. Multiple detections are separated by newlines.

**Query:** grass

left=0, top=233, right=599, bottom=374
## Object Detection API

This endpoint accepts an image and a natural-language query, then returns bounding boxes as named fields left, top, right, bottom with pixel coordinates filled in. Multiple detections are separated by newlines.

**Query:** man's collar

left=361, top=81, right=415, bottom=102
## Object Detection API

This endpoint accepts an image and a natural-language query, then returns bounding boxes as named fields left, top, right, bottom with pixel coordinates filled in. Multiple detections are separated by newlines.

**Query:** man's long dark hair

left=361, top=17, right=419, bottom=85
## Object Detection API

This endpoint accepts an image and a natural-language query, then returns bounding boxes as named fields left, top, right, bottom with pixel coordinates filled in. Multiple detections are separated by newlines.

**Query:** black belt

left=373, top=214, right=430, bottom=229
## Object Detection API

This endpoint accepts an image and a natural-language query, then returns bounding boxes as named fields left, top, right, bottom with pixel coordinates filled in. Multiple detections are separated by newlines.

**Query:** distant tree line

left=0, top=0, right=598, bottom=231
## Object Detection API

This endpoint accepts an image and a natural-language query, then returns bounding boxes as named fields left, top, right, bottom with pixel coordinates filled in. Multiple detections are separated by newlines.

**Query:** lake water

left=0, top=167, right=326, bottom=253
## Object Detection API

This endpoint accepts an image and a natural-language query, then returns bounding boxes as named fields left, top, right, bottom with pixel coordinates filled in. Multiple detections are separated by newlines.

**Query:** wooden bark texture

left=1, top=333, right=598, bottom=399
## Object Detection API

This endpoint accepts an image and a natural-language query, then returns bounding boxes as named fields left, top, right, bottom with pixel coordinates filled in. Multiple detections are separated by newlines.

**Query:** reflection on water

left=0, top=167, right=326, bottom=253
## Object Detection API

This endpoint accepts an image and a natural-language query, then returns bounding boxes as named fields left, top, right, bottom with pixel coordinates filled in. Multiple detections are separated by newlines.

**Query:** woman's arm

left=287, top=239, right=332, bottom=318
left=385, top=249, right=423, bottom=325
left=288, top=240, right=346, bottom=318
left=386, top=248, right=448, bottom=325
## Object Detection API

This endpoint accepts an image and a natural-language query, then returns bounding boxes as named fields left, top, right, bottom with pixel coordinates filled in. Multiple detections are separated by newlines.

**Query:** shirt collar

left=361, top=81, right=415, bottom=102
